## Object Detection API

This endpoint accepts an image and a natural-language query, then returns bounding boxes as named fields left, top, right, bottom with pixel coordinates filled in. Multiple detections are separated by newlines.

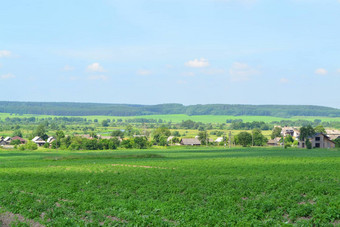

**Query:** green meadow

left=0, top=147, right=339, bottom=226
left=2, top=113, right=340, bottom=123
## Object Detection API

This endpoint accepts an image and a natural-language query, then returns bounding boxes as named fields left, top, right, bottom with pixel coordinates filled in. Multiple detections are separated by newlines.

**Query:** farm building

left=298, top=133, right=335, bottom=149
left=326, top=129, right=340, bottom=140
left=47, top=137, right=56, bottom=143
left=11, top=136, right=26, bottom=144
left=3, top=137, right=12, bottom=145
left=281, top=127, right=300, bottom=137
left=32, top=136, right=46, bottom=146
left=267, top=137, right=282, bottom=146
left=180, top=138, right=201, bottom=146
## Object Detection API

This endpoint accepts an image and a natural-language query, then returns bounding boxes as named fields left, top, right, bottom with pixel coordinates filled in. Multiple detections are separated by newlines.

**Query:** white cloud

left=315, top=68, right=327, bottom=75
left=137, top=69, right=152, bottom=76
left=337, top=69, right=340, bottom=74
left=88, top=75, right=108, bottom=81
left=280, top=78, right=289, bottom=84
left=0, top=74, right=16, bottom=80
left=62, top=65, right=75, bottom=71
left=229, top=62, right=260, bottom=81
left=86, top=63, right=105, bottom=72
left=0, top=50, right=12, bottom=58
left=185, top=58, right=210, bottom=68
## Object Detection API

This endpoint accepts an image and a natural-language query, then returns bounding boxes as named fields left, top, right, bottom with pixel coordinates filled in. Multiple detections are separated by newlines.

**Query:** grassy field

left=2, top=113, right=340, bottom=124
left=0, top=147, right=339, bottom=226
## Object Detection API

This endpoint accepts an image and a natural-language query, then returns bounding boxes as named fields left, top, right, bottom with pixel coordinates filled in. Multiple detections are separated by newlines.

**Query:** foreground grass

left=0, top=147, right=339, bottom=226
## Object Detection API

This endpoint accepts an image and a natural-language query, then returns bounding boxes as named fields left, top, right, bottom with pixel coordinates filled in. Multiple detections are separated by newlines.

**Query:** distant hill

left=0, top=101, right=340, bottom=118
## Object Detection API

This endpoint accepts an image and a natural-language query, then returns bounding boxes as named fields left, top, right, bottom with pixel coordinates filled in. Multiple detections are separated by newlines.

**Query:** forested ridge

left=1, top=101, right=340, bottom=117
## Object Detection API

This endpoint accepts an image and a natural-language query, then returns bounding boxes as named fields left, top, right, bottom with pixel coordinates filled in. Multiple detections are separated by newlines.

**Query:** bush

left=25, top=141, right=38, bottom=150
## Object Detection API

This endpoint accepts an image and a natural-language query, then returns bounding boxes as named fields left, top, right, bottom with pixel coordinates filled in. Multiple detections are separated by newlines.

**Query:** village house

left=180, top=138, right=201, bottom=146
left=267, top=137, right=282, bottom=146
left=281, top=127, right=300, bottom=138
left=32, top=136, right=46, bottom=146
left=298, top=133, right=335, bottom=149
left=47, top=137, right=56, bottom=143
left=11, top=136, right=26, bottom=144
left=325, top=129, right=340, bottom=141
left=3, top=137, right=12, bottom=145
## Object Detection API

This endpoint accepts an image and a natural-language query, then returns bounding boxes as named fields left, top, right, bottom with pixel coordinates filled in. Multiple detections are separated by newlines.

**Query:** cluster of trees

left=2, top=101, right=340, bottom=117
left=235, top=129, right=268, bottom=147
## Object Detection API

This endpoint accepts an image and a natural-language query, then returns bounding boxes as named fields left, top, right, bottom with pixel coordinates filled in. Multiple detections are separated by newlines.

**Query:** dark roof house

left=180, top=138, right=201, bottom=146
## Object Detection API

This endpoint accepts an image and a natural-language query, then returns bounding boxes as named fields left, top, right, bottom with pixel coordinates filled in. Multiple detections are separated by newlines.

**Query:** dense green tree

left=33, top=124, right=48, bottom=140
left=133, top=136, right=149, bottom=149
left=284, top=135, right=294, bottom=143
left=314, top=125, right=326, bottom=134
left=153, top=126, right=171, bottom=145
left=102, top=120, right=109, bottom=127
left=299, top=125, right=315, bottom=141
left=111, top=130, right=125, bottom=138
left=12, top=129, right=23, bottom=138
left=236, top=132, right=252, bottom=147
left=198, top=131, right=209, bottom=145
left=271, top=127, right=282, bottom=139
left=252, top=129, right=268, bottom=146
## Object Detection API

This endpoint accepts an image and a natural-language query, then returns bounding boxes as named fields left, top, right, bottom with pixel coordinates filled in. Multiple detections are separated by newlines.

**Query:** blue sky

left=1, top=0, right=340, bottom=108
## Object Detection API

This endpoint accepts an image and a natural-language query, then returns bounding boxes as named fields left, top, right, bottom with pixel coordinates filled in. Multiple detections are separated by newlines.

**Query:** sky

left=1, top=0, right=340, bottom=108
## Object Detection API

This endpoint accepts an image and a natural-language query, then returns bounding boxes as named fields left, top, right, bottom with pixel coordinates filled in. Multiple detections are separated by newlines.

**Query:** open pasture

left=0, top=148, right=339, bottom=226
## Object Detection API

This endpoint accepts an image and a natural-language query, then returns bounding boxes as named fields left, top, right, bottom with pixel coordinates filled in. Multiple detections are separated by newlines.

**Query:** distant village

left=1, top=126, right=339, bottom=150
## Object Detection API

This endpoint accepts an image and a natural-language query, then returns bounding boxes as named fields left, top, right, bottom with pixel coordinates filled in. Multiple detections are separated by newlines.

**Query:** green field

left=2, top=113, right=340, bottom=124
left=0, top=148, right=339, bottom=226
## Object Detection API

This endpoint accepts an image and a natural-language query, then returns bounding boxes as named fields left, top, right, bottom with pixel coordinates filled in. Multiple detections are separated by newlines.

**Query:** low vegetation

left=0, top=148, right=339, bottom=226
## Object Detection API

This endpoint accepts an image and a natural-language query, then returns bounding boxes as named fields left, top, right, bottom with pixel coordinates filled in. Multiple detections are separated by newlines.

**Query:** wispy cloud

left=62, top=65, right=75, bottom=71
left=88, top=75, right=108, bottom=81
left=137, top=69, right=152, bottom=76
left=229, top=62, right=260, bottom=81
left=185, top=58, right=210, bottom=68
left=86, top=63, right=106, bottom=72
left=0, top=74, right=16, bottom=80
left=280, top=78, right=289, bottom=84
left=315, top=68, right=327, bottom=75
left=0, top=50, right=12, bottom=58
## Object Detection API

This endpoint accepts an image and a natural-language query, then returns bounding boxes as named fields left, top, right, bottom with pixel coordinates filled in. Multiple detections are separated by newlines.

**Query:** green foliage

left=101, top=120, right=109, bottom=127
left=271, top=127, right=282, bottom=139
left=111, top=130, right=124, bottom=138
left=198, top=131, right=208, bottom=145
left=314, top=125, right=326, bottom=134
left=334, top=138, right=340, bottom=148
left=252, top=129, right=268, bottom=146
left=24, top=141, right=38, bottom=150
left=236, top=132, right=252, bottom=147
left=299, top=125, right=316, bottom=142
left=0, top=148, right=339, bottom=226
left=10, top=139, right=21, bottom=145
left=285, top=135, right=294, bottom=143
left=152, top=126, right=171, bottom=146
left=33, top=124, right=48, bottom=140
left=306, top=139, right=312, bottom=149
left=12, top=129, right=23, bottom=138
